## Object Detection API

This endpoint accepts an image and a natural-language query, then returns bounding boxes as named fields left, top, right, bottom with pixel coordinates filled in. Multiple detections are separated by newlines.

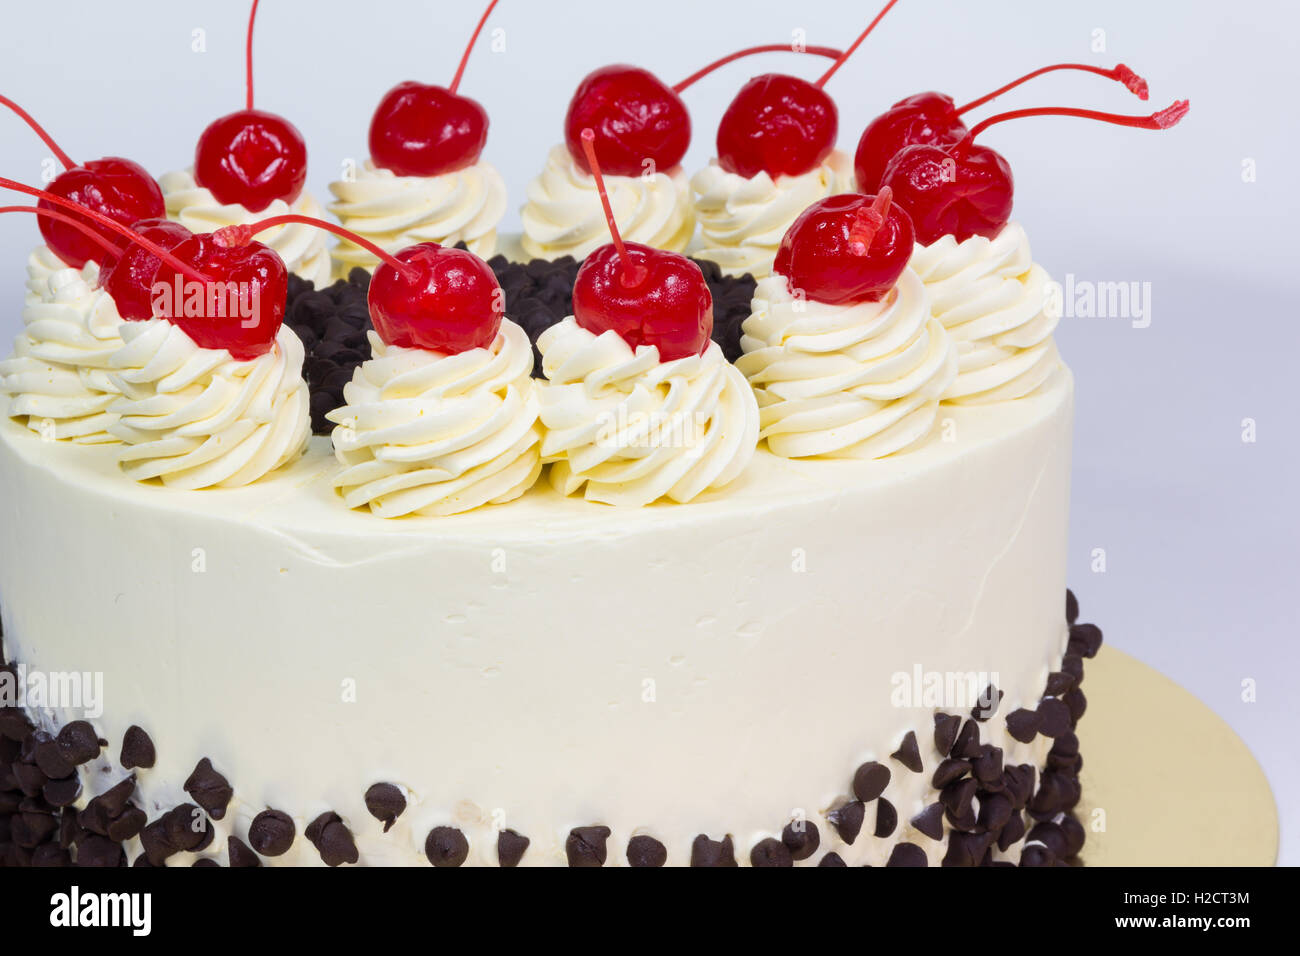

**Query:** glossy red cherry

left=151, top=232, right=289, bottom=360
left=882, top=99, right=1189, bottom=246
left=571, top=129, right=711, bottom=361
left=99, top=219, right=194, bottom=320
left=853, top=63, right=1150, bottom=191
left=368, top=243, right=503, bottom=353
left=367, top=0, right=498, bottom=177
left=714, top=0, right=900, bottom=179
left=773, top=190, right=913, bottom=305
left=193, top=1, right=307, bottom=212
left=565, top=65, right=691, bottom=177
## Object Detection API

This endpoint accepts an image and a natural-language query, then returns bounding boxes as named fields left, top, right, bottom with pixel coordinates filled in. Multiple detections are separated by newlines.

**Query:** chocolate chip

left=12, top=761, right=46, bottom=796
left=1027, top=821, right=1068, bottom=858
left=42, top=775, right=81, bottom=807
left=941, top=778, right=978, bottom=831
left=750, top=837, right=793, bottom=867
left=953, top=719, right=982, bottom=759
left=1060, top=814, right=1086, bottom=858
left=627, top=834, right=667, bottom=867
left=55, top=721, right=101, bottom=765
left=1036, top=697, right=1072, bottom=738
left=781, top=820, right=820, bottom=860
left=887, top=843, right=928, bottom=867
left=248, top=809, right=295, bottom=857
left=497, top=828, right=530, bottom=867
left=1068, top=623, right=1103, bottom=659
left=973, top=745, right=1004, bottom=784
left=306, top=812, right=359, bottom=867
left=943, top=831, right=990, bottom=867
left=977, top=792, right=1013, bottom=833
left=119, top=725, right=155, bottom=770
left=818, top=852, right=847, bottom=867
left=164, top=803, right=212, bottom=852
left=852, top=761, right=891, bottom=802
left=566, top=825, right=611, bottom=867
left=1005, top=707, right=1041, bottom=743
left=31, top=844, right=71, bottom=867
left=1066, top=589, right=1079, bottom=624
left=106, top=806, right=146, bottom=843
left=1020, top=844, right=1056, bottom=867
left=13, top=811, right=57, bottom=847
left=874, top=798, right=898, bottom=838
left=228, top=835, right=262, bottom=868
left=934, top=713, right=961, bottom=755
left=139, top=821, right=177, bottom=866
left=890, top=730, right=923, bottom=774
left=1065, top=686, right=1088, bottom=723
left=76, top=835, right=124, bottom=868
left=1061, top=654, right=1084, bottom=684
left=191, top=857, right=220, bottom=868
left=826, top=801, right=865, bottom=844
left=183, top=758, right=232, bottom=821
left=1044, top=671, right=1076, bottom=696
left=971, top=684, right=1003, bottom=721
left=690, top=833, right=737, bottom=867
left=425, top=825, right=469, bottom=867
left=911, top=802, right=945, bottom=841
left=931, top=757, right=971, bottom=789
left=363, top=782, right=406, bottom=832
left=31, top=732, right=75, bottom=779
left=997, top=811, right=1026, bottom=851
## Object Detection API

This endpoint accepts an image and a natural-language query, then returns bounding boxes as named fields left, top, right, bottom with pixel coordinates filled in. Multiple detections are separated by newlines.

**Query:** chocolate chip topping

left=997, top=811, right=1026, bottom=851
left=931, top=757, right=971, bottom=789
left=119, top=725, right=155, bottom=770
left=227, top=835, right=261, bottom=868
left=139, top=820, right=177, bottom=866
left=1005, top=707, right=1042, bottom=743
left=911, top=802, right=945, bottom=841
left=874, top=797, right=898, bottom=839
left=971, top=684, right=1004, bottom=721
left=248, top=809, right=295, bottom=857
left=781, top=820, right=820, bottom=861
left=933, top=713, right=961, bottom=756
left=305, top=812, right=359, bottom=867
left=1066, top=589, right=1079, bottom=624
left=1036, top=697, right=1072, bottom=737
left=1068, top=622, right=1104, bottom=659
left=826, top=801, right=865, bottom=845
left=690, top=833, right=737, bottom=867
left=750, top=837, right=794, bottom=867
left=1045, top=670, right=1076, bottom=697
left=183, top=757, right=232, bottom=821
left=363, top=782, right=406, bottom=832
left=425, top=825, right=470, bottom=868
left=164, top=803, right=212, bottom=852
left=817, top=851, right=847, bottom=867
left=497, top=828, right=530, bottom=867
left=55, top=720, right=101, bottom=765
left=887, top=843, right=928, bottom=867
left=41, top=775, right=81, bottom=808
left=566, top=825, right=611, bottom=867
left=952, top=719, right=982, bottom=759
left=626, top=834, right=667, bottom=868
left=852, top=761, right=891, bottom=802
left=890, top=731, right=924, bottom=774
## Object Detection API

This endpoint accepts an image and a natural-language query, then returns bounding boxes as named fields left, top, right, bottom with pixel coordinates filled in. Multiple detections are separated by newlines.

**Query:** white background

left=0, top=0, right=1295, bottom=863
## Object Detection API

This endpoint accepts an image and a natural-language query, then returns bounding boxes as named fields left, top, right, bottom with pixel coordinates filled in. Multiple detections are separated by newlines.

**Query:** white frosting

left=520, top=145, right=695, bottom=261
left=0, top=261, right=124, bottom=443
left=105, top=321, right=310, bottom=488
left=328, top=159, right=508, bottom=273
left=25, top=244, right=96, bottom=305
left=689, top=150, right=853, bottom=278
left=909, top=223, right=1061, bottom=404
left=160, top=169, right=333, bottom=288
left=326, top=321, right=543, bottom=517
left=537, top=318, right=758, bottom=506
left=737, top=269, right=957, bottom=459
left=0, top=365, right=1073, bottom=865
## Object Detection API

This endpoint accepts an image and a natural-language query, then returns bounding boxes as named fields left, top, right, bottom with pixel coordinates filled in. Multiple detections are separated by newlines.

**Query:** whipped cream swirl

left=327, top=321, right=543, bottom=518
left=538, top=318, right=758, bottom=506
left=909, top=222, right=1061, bottom=404
left=328, top=159, right=508, bottom=273
left=107, top=321, right=311, bottom=488
left=1, top=263, right=124, bottom=443
left=689, top=150, right=853, bottom=278
left=521, top=145, right=695, bottom=261
left=160, top=170, right=332, bottom=288
left=25, top=244, right=97, bottom=304
left=737, top=269, right=957, bottom=459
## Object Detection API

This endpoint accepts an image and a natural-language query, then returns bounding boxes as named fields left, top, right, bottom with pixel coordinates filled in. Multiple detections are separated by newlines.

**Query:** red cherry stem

left=954, top=63, right=1149, bottom=116
left=449, top=0, right=500, bottom=94
left=0, top=95, right=77, bottom=171
left=245, top=0, right=260, bottom=109
left=0, top=205, right=124, bottom=260
left=579, top=128, right=647, bottom=288
left=0, top=176, right=208, bottom=283
left=814, top=0, right=901, bottom=89
left=960, top=99, right=1190, bottom=151
left=224, top=214, right=417, bottom=278
left=847, top=188, right=893, bottom=256
left=672, top=44, right=846, bottom=94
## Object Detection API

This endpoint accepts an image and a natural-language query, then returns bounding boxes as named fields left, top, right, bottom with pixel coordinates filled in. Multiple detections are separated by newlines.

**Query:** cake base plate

left=1078, top=646, right=1278, bottom=865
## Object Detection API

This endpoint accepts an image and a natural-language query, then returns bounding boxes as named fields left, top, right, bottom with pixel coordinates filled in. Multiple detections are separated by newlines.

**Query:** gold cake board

left=1078, top=646, right=1278, bottom=866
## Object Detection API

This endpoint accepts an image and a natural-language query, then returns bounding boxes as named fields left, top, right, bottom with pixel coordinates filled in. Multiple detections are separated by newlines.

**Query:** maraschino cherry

left=853, top=61, right=1151, bottom=191
left=571, top=129, right=712, bottom=361
left=193, top=0, right=308, bottom=212
left=368, top=0, right=500, bottom=178
left=715, top=0, right=901, bottom=179
left=881, top=99, right=1190, bottom=245
left=773, top=189, right=913, bottom=305
left=99, top=218, right=194, bottom=321
left=0, top=94, right=164, bottom=269
left=564, top=44, right=844, bottom=177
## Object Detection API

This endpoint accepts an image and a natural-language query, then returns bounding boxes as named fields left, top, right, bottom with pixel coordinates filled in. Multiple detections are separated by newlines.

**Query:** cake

left=0, top=0, right=1187, bottom=867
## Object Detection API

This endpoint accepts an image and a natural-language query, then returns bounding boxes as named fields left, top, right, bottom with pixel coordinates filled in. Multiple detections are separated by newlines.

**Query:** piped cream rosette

left=106, top=321, right=311, bottom=488
left=908, top=222, right=1060, bottom=404
left=326, top=320, right=543, bottom=517
left=536, top=318, right=759, bottom=507
left=737, top=268, right=957, bottom=459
